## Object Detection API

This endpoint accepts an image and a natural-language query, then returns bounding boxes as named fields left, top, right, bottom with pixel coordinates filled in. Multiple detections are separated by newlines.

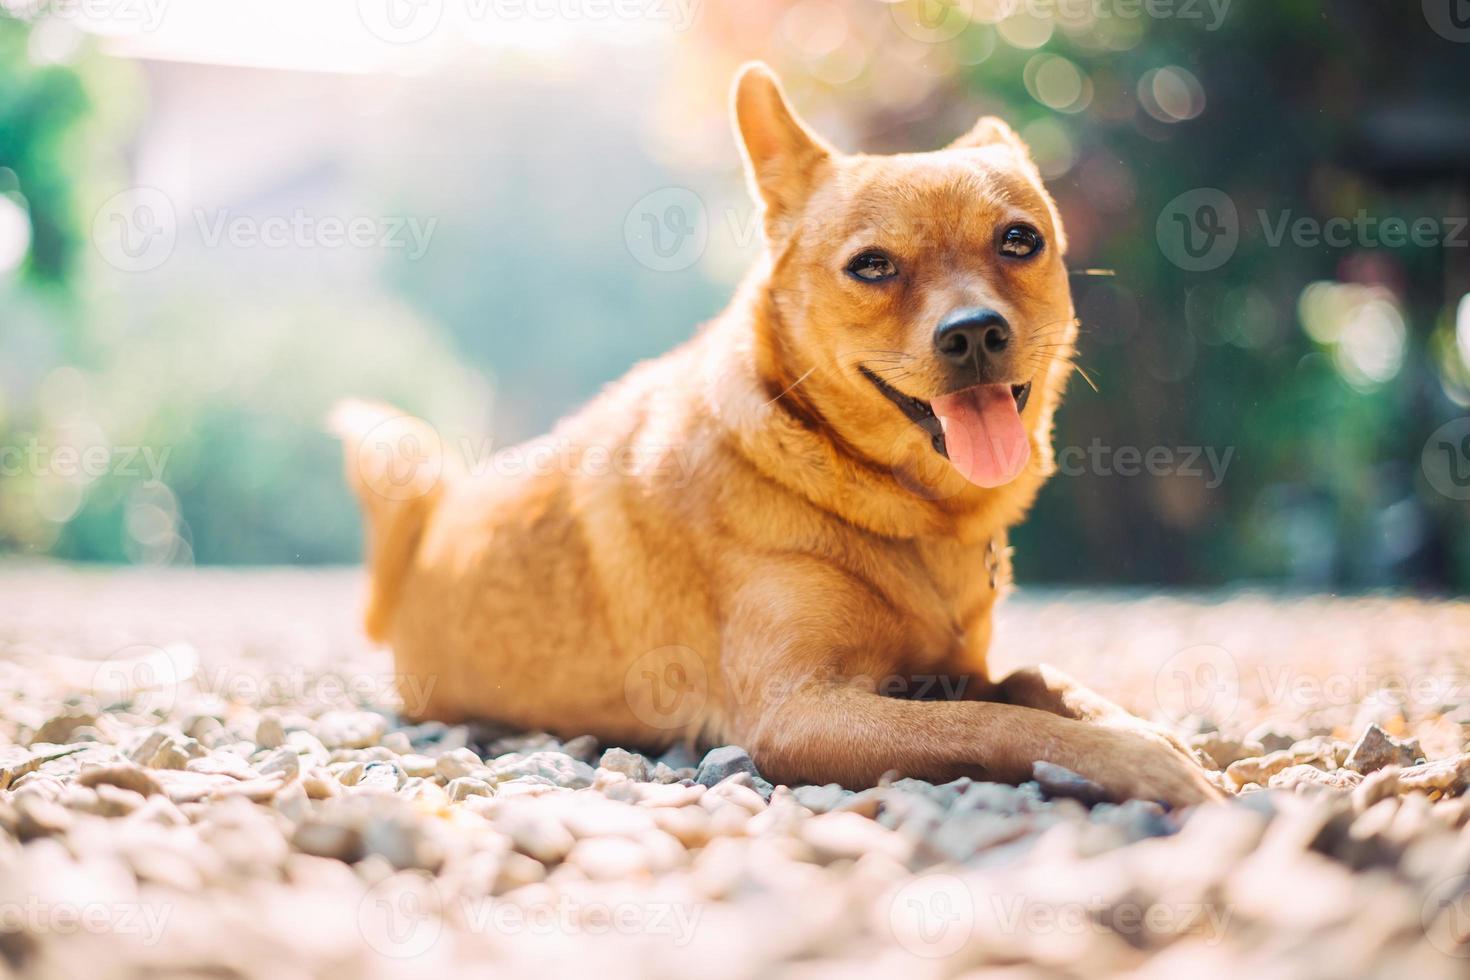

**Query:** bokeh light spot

left=997, top=10, right=1053, bottom=49
left=1024, top=54, right=1092, bottom=113
left=1019, top=118, right=1076, bottom=178
left=1298, top=281, right=1406, bottom=392
left=0, top=194, right=31, bottom=276
left=1139, top=66, right=1205, bottom=122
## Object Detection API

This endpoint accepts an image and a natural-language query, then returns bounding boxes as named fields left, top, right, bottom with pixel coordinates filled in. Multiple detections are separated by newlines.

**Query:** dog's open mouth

left=861, top=367, right=1033, bottom=488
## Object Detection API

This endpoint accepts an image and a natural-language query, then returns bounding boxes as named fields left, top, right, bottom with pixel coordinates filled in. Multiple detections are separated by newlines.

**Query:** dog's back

left=329, top=339, right=732, bottom=741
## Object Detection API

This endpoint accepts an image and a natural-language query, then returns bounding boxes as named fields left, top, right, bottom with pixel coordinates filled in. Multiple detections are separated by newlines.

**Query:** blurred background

left=0, top=0, right=1467, bottom=589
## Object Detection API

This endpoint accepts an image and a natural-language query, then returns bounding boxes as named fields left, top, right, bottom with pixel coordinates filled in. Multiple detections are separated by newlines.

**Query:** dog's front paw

left=1095, top=715, right=1203, bottom=766
left=1053, top=726, right=1224, bottom=809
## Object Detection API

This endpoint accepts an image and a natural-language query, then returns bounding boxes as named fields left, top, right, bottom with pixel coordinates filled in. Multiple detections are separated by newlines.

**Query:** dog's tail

left=329, top=399, right=453, bottom=643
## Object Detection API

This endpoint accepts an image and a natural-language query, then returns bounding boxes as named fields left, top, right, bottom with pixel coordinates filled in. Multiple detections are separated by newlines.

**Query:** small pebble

left=1189, top=733, right=1267, bottom=770
left=1398, top=753, right=1470, bottom=794
left=1032, top=762, right=1110, bottom=806
left=1244, top=722, right=1305, bottom=754
left=447, top=776, right=494, bottom=802
left=487, top=751, right=595, bottom=789
left=561, top=734, right=600, bottom=763
left=293, top=821, right=364, bottom=862
left=315, top=711, right=389, bottom=750
left=435, top=747, right=484, bottom=781
left=1269, top=764, right=1364, bottom=793
left=567, top=837, right=650, bottom=879
left=502, top=811, right=576, bottom=864
left=356, top=761, right=404, bottom=792
left=255, top=716, right=287, bottom=750
left=77, top=762, right=163, bottom=797
left=380, top=731, right=413, bottom=754
left=598, top=747, right=650, bottom=781
left=800, top=811, right=911, bottom=864
left=696, top=745, right=759, bottom=788
left=14, top=795, right=73, bottom=839
left=257, top=748, right=302, bottom=780
left=792, top=784, right=852, bottom=814
left=1345, top=724, right=1423, bottom=774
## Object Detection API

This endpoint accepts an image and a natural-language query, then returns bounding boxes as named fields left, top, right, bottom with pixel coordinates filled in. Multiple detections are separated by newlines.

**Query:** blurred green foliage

left=978, top=2, right=1470, bottom=589
left=1, top=3, right=1467, bottom=591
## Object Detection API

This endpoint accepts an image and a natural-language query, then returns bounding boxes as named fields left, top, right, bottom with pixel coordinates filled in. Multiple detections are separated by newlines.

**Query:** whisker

left=1020, top=335, right=1097, bottom=392
left=1027, top=316, right=1082, bottom=335
left=762, top=365, right=818, bottom=407
left=840, top=349, right=914, bottom=360
left=1073, top=364, right=1100, bottom=393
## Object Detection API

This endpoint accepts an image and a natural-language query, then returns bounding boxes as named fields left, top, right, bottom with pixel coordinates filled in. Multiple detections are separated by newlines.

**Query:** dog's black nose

left=934, top=308, right=1011, bottom=365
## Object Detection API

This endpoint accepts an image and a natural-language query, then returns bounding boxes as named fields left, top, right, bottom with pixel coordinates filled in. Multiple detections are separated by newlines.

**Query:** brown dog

left=334, top=63, right=1220, bottom=806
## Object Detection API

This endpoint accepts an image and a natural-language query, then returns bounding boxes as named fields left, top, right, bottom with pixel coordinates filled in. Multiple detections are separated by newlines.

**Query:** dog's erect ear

left=951, top=115, right=1067, bottom=255
left=949, top=115, right=1035, bottom=163
left=732, top=62, right=831, bottom=239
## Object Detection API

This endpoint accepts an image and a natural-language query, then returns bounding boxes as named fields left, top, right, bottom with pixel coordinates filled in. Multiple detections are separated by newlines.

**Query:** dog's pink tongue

left=931, top=384, right=1030, bottom=488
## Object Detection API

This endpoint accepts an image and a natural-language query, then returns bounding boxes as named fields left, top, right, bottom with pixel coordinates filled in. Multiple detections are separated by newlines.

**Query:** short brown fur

left=334, top=64, right=1220, bottom=806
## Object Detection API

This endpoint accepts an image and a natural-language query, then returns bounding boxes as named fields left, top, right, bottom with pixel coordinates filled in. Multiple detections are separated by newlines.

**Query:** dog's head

left=733, top=63, right=1076, bottom=501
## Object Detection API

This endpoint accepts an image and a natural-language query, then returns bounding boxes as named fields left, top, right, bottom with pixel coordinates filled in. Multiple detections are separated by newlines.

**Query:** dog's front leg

left=729, top=676, right=1218, bottom=806
left=718, top=580, right=1220, bottom=806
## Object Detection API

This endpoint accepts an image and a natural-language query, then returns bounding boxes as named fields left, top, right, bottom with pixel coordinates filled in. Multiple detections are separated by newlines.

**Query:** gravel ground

left=2, top=564, right=1470, bottom=979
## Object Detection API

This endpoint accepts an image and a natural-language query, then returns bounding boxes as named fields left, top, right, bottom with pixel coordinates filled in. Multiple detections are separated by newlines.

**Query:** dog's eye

left=846, top=250, right=899, bottom=282
left=999, top=224, right=1044, bottom=259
